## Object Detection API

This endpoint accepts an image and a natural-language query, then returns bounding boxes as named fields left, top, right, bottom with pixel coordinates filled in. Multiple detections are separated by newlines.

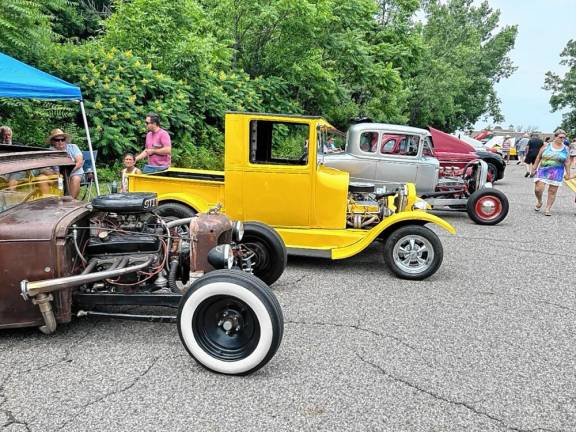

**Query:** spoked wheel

left=238, top=222, right=287, bottom=286
left=383, top=225, right=443, bottom=280
left=466, top=188, right=509, bottom=225
left=177, top=270, right=283, bottom=375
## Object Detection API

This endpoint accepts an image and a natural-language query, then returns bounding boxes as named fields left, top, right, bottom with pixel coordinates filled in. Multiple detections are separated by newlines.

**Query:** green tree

left=0, top=0, right=68, bottom=61
left=544, top=39, right=576, bottom=136
left=202, top=0, right=410, bottom=128
left=49, top=0, right=113, bottom=41
left=406, top=0, right=517, bottom=131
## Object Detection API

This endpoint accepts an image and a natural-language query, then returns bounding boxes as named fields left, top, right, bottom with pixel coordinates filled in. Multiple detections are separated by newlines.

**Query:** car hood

left=429, top=127, right=476, bottom=154
left=0, top=197, right=89, bottom=241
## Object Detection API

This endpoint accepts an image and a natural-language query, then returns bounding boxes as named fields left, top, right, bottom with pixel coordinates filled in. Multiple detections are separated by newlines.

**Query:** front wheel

left=466, top=188, right=509, bottom=225
left=383, top=225, right=443, bottom=280
left=239, top=222, right=287, bottom=286
left=177, top=270, right=283, bottom=375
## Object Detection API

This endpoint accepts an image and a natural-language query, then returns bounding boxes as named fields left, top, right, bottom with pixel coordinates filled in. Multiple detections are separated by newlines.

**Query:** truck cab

left=223, top=113, right=348, bottom=229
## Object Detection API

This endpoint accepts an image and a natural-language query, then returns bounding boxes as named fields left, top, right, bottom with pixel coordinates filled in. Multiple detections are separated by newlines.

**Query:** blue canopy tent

left=0, top=52, right=100, bottom=194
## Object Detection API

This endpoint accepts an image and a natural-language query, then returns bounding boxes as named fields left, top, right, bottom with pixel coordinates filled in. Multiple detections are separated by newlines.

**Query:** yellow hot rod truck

left=130, top=112, right=456, bottom=280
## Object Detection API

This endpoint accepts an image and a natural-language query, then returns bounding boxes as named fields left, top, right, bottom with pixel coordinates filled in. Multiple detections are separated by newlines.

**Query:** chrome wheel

left=392, top=235, right=434, bottom=275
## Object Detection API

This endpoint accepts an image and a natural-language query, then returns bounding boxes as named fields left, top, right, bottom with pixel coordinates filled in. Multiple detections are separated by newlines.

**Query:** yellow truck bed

left=129, top=168, right=225, bottom=213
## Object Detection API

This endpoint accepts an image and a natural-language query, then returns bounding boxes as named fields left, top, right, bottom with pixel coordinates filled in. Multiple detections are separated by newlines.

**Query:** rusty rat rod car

left=0, top=145, right=285, bottom=375
left=129, top=112, right=457, bottom=280
left=324, top=123, right=509, bottom=225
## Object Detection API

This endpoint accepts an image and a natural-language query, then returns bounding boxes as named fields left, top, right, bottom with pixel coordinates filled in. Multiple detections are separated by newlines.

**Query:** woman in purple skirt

left=532, top=129, right=573, bottom=216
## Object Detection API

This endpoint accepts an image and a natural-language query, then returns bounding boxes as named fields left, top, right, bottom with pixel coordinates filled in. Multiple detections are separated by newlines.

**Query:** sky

left=474, top=0, right=576, bottom=133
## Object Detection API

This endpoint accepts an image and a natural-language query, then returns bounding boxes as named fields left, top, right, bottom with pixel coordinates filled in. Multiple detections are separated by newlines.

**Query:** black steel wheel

left=466, top=188, right=509, bottom=225
left=383, top=225, right=443, bottom=280
left=177, top=270, right=283, bottom=375
left=239, top=222, right=287, bottom=286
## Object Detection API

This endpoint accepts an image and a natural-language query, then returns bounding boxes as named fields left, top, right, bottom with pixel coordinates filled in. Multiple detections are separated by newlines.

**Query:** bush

left=44, top=44, right=197, bottom=166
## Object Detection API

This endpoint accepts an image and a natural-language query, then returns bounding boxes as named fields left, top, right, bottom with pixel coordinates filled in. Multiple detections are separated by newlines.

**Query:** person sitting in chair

left=47, top=129, right=83, bottom=199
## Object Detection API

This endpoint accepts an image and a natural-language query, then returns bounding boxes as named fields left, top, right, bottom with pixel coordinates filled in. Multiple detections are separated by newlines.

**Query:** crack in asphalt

left=274, top=274, right=309, bottom=291
left=448, top=236, right=569, bottom=259
left=452, top=235, right=535, bottom=245
left=56, top=356, right=159, bottom=431
left=17, top=329, right=93, bottom=377
left=537, top=300, right=575, bottom=315
left=0, top=326, right=96, bottom=432
left=1, top=372, right=30, bottom=431
left=1, top=409, right=32, bottom=431
left=286, top=319, right=439, bottom=368
left=357, top=353, right=561, bottom=432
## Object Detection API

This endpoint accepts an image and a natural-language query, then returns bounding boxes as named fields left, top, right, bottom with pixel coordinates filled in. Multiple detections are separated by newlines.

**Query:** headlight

left=232, top=220, right=244, bottom=242
left=207, top=244, right=234, bottom=269
left=413, top=200, right=428, bottom=210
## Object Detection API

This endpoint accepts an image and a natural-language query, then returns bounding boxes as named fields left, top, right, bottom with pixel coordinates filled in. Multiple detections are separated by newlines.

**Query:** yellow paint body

left=130, top=112, right=455, bottom=258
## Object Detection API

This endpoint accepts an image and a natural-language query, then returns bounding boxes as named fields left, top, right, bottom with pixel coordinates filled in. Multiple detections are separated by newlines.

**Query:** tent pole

left=79, top=100, right=100, bottom=195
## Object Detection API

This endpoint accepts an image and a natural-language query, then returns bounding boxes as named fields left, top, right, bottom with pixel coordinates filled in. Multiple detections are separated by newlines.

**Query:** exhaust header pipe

left=21, top=257, right=154, bottom=300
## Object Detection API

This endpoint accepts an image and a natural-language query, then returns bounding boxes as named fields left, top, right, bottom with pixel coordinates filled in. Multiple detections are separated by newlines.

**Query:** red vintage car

left=429, top=128, right=506, bottom=182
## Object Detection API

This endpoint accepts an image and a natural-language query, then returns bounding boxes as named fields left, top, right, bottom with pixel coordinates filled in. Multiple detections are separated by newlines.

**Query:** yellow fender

left=331, top=211, right=456, bottom=260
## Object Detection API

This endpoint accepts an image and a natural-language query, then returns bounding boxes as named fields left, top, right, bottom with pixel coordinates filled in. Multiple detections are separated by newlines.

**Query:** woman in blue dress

left=532, top=129, right=574, bottom=216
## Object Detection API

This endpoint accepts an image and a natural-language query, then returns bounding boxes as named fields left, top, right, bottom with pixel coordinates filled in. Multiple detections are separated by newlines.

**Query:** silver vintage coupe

left=322, top=123, right=509, bottom=225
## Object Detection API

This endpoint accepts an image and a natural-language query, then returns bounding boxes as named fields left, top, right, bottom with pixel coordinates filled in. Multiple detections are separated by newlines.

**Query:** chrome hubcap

left=480, top=198, right=497, bottom=215
left=392, top=235, right=434, bottom=274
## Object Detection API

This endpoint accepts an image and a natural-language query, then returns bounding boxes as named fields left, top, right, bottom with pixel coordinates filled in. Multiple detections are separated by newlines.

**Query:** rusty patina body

left=0, top=146, right=256, bottom=330
left=0, top=197, right=88, bottom=328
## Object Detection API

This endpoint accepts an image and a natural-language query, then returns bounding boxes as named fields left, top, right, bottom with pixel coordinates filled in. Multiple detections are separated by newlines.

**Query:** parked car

left=426, top=127, right=506, bottom=182
left=324, top=123, right=509, bottom=225
left=0, top=144, right=285, bottom=375
left=129, top=112, right=457, bottom=280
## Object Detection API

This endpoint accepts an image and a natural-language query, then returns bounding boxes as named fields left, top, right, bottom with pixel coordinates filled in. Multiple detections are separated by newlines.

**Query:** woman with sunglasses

left=531, top=128, right=573, bottom=216
left=46, top=128, right=84, bottom=199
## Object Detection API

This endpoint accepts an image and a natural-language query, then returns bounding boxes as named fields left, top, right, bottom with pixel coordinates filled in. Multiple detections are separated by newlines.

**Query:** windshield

left=0, top=169, right=64, bottom=212
left=317, top=126, right=345, bottom=161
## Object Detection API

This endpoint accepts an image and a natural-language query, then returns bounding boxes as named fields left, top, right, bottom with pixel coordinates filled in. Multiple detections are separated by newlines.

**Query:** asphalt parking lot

left=2, top=163, right=576, bottom=432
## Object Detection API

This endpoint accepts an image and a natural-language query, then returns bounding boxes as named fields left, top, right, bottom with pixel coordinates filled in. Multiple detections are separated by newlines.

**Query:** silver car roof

left=348, top=123, right=430, bottom=136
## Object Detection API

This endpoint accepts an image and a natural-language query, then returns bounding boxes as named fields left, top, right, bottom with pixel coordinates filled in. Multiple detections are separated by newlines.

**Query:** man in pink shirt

left=135, top=113, right=172, bottom=173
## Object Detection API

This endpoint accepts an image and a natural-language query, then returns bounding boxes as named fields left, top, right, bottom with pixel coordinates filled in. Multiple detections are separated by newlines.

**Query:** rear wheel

left=157, top=202, right=196, bottom=219
left=177, top=270, right=283, bottom=375
left=383, top=225, right=443, bottom=280
left=487, top=163, right=498, bottom=183
left=239, top=222, right=287, bottom=286
left=466, top=188, right=508, bottom=225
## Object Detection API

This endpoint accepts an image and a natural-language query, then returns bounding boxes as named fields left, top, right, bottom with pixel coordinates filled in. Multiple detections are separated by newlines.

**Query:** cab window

left=381, top=139, right=397, bottom=153
left=380, top=134, right=420, bottom=156
left=250, top=120, right=309, bottom=166
left=423, top=136, right=434, bottom=157
left=359, top=132, right=378, bottom=153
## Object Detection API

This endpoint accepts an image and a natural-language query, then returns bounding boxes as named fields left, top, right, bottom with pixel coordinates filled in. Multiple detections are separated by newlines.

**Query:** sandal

left=544, top=209, right=552, bottom=216
left=535, top=202, right=543, bottom=211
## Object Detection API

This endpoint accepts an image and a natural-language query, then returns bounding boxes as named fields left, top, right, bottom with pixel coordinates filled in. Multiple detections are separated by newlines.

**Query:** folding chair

left=80, top=150, right=98, bottom=201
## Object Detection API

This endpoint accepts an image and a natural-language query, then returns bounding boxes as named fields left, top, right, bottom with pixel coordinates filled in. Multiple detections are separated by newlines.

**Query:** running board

left=77, top=310, right=176, bottom=323
left=73, top=292, right=181, bottom=308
